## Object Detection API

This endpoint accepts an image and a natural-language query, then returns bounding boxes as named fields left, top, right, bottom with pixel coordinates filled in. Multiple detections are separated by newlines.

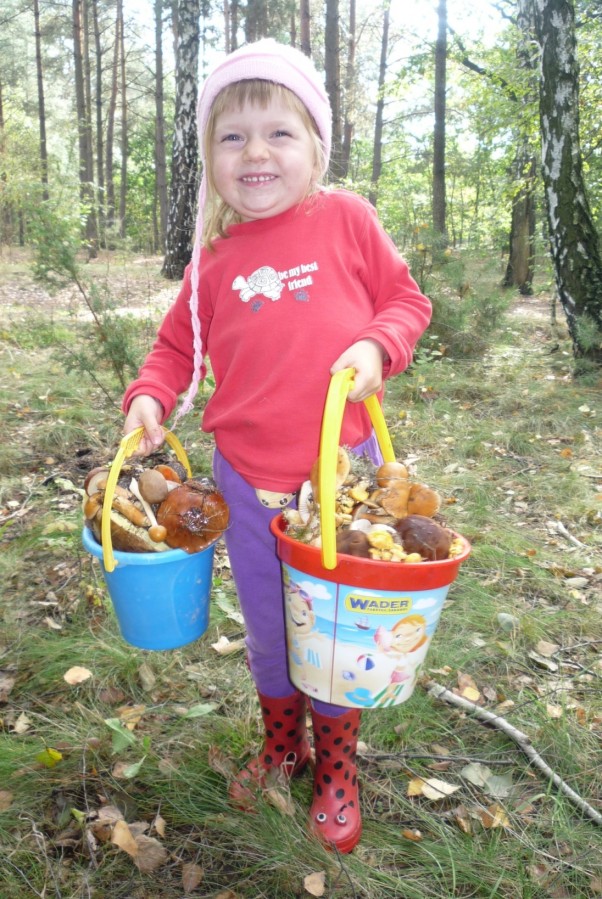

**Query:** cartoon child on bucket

left=372, top=614, right=429, bottom=706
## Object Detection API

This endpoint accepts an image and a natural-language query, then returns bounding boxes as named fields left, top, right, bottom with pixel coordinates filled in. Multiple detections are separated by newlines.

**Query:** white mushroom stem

left=130, top=478, right=159, bottom=528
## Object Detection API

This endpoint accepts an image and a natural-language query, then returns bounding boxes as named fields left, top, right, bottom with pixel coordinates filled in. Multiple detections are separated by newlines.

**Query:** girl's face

left=211, top=96, right=319, bottom=222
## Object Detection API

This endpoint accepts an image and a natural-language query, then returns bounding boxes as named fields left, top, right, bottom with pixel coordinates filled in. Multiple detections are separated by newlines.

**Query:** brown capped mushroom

left=157, top=480, right=229, bottom=553
left=407, top=483, right=441, bottom=518
left=309, top=447, right=351, bottom=497
left=394, top=515, right=452, bottom=561
left=84, top=467, right=110, bottom=496
left=336, top=529, right=371, bottom=558
left=375, top=461, right=409, bottom=488
left=138, top=469, right=169, bottom=504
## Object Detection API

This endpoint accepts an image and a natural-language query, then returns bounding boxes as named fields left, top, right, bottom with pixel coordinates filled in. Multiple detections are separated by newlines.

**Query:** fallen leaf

left=454, top=804, right=472, bottom=834
left=536, top=640, right=560, bottom=657
left=483, top=773, right=513, bottom=799
left=497, top=612, right=520, bottom=633
left=182, top=862, right=204, bottom=892
left=180, top=702, right=218, bottom=719
left=461, top=763, right=493, bottom=787
left=0, top=790, right=14, bottom=811
left=64, top=666, right=93, bottom=685
left=546, top=703, right=564, bottom=719
left=401, top=828, right=423, bottom=841
left=207, top=746, right=238, bottom=780
left=13, top=712, right=31, bottom=734
left=36, top=747, right=63, bottom=768
left=265, top=786, right=295, bottom=816
left=116, top=704, right=146, bottom=731
left=479, top=802, right=510, bottom=829
left=138, top=662, right=156, bottom=691
left=407, top=776, right=460, bottom=800
left=210, top=635, right=246, bottom=655
left=111, top=819, right=138, bottom=857
left=44, top=617, right=62, bottom=631
left=133, top=834, right=168, bottom=873
left=153, top=813, right=167, bottom=838
left=0, top=673, right=16, bottom=702
left=304, top=870, right=326, bottom=897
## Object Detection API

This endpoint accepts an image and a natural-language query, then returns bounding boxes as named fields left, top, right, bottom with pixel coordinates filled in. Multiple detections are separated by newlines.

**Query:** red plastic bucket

left=272, top=368, right=471, bottom=708
left=272, top=516, right=470, bottom=707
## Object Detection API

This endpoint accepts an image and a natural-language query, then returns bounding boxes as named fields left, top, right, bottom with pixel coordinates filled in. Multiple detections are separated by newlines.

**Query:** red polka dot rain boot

left=309, top=707, right=362, bottom=853
left=229, top=690, right=311, bottom=809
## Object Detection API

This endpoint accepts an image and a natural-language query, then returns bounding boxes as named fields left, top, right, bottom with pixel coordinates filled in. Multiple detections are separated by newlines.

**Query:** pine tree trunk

left=325, top=0, right=343, bottom=180
left=92, top=0, right=105, bottom=240
left=534, top=0, right=602, bottom=363
left=340, top=0, right=356, bottom=179
left=105, top=2, right=120, bottom=232
left=432, top=0, right=447, bottom=248
left=368, top=1, right=389, bottom=207
left=33, top=0, right=49, bottom=200
left=72, top=0, right=97, bottom=254
left=118, top=2, right=127, bottom=238
left=155, top=0, right=168, bottom=251
left=162, top=0, right=200, bottom=279
left=300, top=0, right=311, bottom=56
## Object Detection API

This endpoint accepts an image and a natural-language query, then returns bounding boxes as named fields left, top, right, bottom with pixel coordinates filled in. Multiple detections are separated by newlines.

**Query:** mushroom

left=156, top=480, right=229, bottom=553
left=336, top=529, right=371, bottom=558
left=394, top=515, right=452, bottom=561
left=154, top=462, right=186, bottom=484
left=309, top=447, right=351, bottom=498
left=138, top=469, right=169, bottom=504
left=83, top=491, right=169, bottom=553
left=372, top=481, right=412, bottom=518
left=84, top=467, right=110, bottom=496
left=375, top=460, right=409, bottom=487
left=130, top=478, right=168, bottom=543
left=407, top=483, right=441, bottom=518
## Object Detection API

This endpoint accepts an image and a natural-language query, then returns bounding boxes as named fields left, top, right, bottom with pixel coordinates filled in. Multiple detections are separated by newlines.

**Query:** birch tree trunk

left=162, top=0, right=200, bottom=279
left=533, top=0, right=602, bottom=363
left=432, top=0, right=447, bottom=247
left=72, top=0, right=97, bottom=253
left=118, top=2, right=127, bottom=238
left=105, top=0, right=121, bottom=232
left=92, top=0, right=104, bottom=237
left=368, top=1, right=390, bottom=207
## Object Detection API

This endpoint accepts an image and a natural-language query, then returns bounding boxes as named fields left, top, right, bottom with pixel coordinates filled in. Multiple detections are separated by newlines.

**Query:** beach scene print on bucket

left=282, top=564, right=452, bottom=708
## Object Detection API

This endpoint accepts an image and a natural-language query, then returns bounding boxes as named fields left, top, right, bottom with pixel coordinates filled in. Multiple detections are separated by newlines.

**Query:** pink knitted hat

left=175, top=39, right=332, bottom=421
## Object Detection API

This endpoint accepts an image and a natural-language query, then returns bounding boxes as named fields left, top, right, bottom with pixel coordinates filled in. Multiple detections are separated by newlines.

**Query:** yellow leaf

left=303, top=871, right=326, bottom=897
left=36, top=747, right=63, bottom=768
left=461, top=686, right=481, bottom=702
left=116, top=704, right=146, bottom=731
left=421, top=777, right=461, bottom=800
left=407, top=777, right=426, bottom=797
left=401, top=828, right=423, bottom=842
left=111, top=819, right=139, bottom=857
left=480, top=802, right=510, bottom=829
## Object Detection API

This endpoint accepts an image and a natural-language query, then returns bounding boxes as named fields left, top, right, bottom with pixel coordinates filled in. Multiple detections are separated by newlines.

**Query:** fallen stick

left=425, top=680, right=602, bottom=826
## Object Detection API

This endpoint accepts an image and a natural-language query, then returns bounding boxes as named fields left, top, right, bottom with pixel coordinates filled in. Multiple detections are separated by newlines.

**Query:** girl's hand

left=330, top=339, right=387, bottom=402
left=123, top=395, right=165, bottom=456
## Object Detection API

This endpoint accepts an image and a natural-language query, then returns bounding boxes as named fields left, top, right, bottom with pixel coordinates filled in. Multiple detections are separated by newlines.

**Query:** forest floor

left=0, top=250, right=601, bottom=899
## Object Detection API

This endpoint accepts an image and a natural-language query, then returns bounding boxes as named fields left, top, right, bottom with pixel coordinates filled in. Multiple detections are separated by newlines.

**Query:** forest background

left=1, top=0, right=601, bottom=897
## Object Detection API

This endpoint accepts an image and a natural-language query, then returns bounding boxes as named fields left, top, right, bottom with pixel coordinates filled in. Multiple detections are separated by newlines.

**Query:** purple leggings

left=212, top=434, right=383, bottom=718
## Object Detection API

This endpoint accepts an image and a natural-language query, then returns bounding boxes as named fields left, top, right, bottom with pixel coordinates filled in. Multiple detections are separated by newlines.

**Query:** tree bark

left=92, top=0, right=104, bottom=237
left=162, top=0, right=200, bottom=279
left=533, top=0, right=602, bottom=363
left=155, top=0, right=168, bottom=251
left=432, top=0, right=447, bottom=247
left=368, top=1, right=390, bottom=207
left=72, top=0, right=97, bottom=253
left=300, top=0, right=311, bottom=56
left=119, top=0, right=127, bottom=239
left=33, top=0, right=49, bottom=200
left=325, top=0, right=343, bottom=180
left=340, top=0, right=356, bottom=179
left=105, top=0, right=121, bottom=232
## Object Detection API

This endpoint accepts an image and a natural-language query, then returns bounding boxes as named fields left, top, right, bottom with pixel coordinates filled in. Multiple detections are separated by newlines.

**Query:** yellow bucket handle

left=318, top=368, right=396, bottom=570
left=101, top=427, right=192, bottom=572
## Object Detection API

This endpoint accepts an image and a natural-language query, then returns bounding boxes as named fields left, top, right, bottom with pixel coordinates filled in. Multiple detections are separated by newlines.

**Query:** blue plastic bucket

left=82, top=526, right=215, bottom=650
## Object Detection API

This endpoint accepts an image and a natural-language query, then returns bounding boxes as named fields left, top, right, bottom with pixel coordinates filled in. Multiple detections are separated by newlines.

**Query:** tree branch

left=425, top=680, right=602, bottom=826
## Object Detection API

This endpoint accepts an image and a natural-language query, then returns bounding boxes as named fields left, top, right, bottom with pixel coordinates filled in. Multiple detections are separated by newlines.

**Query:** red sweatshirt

left=123, top=189, right=431, bottom=492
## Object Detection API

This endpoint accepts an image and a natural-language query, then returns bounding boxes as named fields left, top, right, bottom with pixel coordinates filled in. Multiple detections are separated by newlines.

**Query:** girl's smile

left=211, top=97, right=318, bottom=222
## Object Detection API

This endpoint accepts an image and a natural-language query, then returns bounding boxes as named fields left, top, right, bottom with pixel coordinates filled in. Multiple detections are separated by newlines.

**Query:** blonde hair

left=201, top=80, right=327, bottom=248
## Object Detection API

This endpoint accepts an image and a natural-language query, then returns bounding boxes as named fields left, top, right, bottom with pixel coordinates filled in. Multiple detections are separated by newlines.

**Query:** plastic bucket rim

left=82, top=524, right=219, bottom=566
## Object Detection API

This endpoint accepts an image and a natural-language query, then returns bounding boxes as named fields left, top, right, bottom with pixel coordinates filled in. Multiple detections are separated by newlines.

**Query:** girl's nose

left=243, top=135, right=269, bottom=161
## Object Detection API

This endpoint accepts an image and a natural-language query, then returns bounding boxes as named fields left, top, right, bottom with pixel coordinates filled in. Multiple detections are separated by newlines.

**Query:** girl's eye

left=273, top=130, right=291, bottom=138
left=221, top=134, right=242, bottom=142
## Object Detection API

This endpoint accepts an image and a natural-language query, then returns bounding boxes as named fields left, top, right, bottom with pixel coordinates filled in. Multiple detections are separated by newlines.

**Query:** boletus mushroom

left=156, top=479, right=229, bottom=553
left=394, top=514, right=452, bottom=561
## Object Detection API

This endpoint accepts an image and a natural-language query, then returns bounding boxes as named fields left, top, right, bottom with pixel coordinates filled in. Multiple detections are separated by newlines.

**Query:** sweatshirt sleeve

left=121, top=265, right=206, bottom=421
left=352, top=200, right=432, bottom=376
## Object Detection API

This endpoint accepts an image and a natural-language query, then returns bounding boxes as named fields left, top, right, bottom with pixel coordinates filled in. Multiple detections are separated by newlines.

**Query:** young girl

left=122, top=38, right=432, bottom=853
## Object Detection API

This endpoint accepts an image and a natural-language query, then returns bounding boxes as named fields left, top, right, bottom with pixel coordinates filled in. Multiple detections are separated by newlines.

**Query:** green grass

left=0, top=254, right=601, bottom=897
